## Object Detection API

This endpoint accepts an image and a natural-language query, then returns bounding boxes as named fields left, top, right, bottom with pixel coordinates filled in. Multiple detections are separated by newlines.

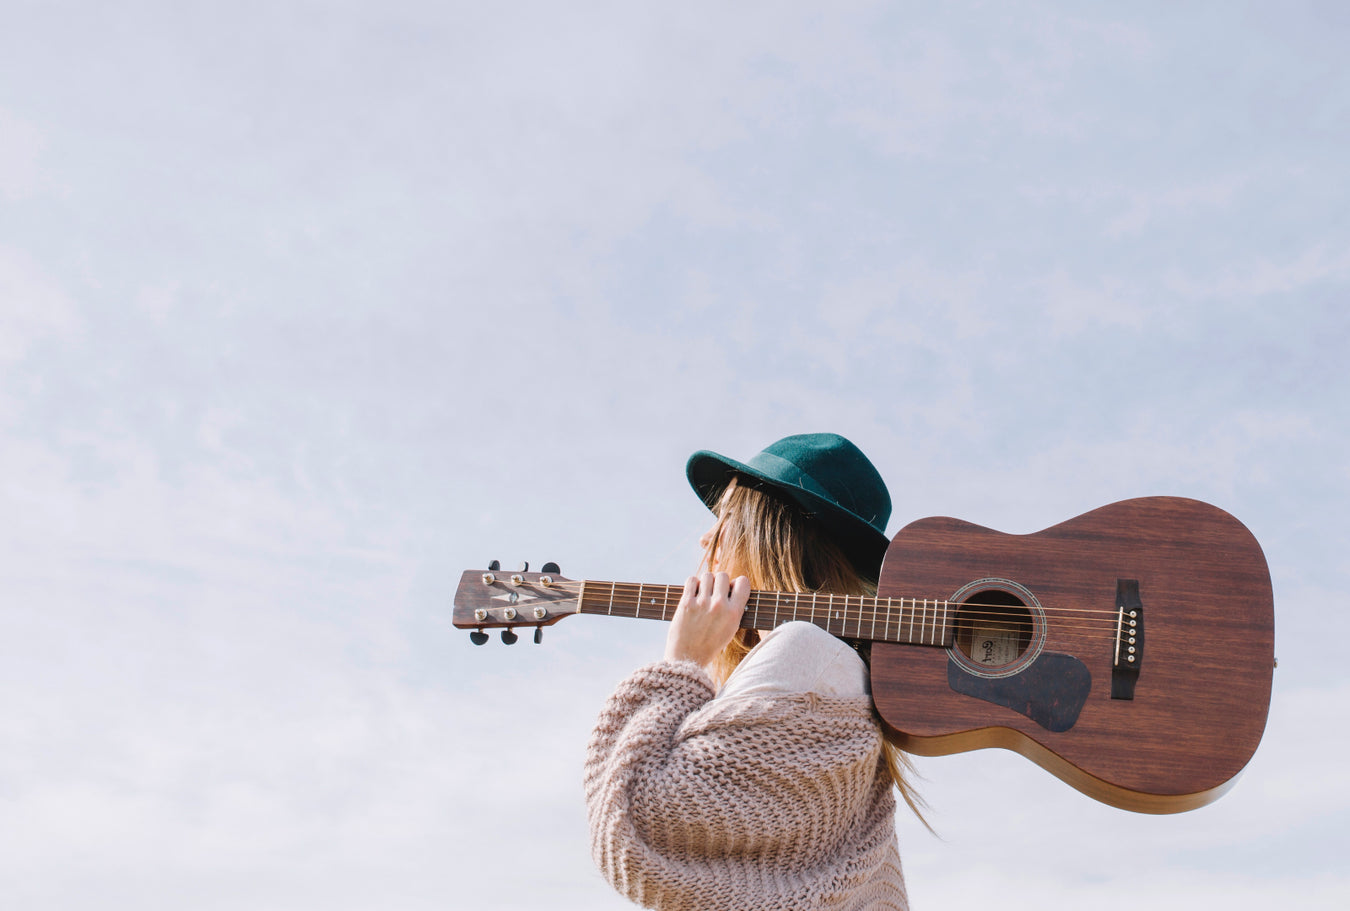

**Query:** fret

left=572, top=578, right=952, bottom=648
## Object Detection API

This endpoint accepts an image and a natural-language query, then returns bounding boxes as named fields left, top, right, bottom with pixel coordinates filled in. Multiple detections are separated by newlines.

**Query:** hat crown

left=751, top=433, right=891, bottom=531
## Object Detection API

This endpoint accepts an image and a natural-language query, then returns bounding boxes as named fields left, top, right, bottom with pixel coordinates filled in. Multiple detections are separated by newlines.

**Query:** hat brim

left=686, top=449, right=891, bottom=580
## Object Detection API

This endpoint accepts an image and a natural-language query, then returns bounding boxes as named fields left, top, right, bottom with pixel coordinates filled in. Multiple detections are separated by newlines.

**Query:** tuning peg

left=501, top=628, right=518, bottom=645
left=469, top=630, right=489, bottom=646
left=519, top=561, right=529, bottom=572
left=534, top=627, right=543, bottom=644
left=487, top=560, right=500, bottom=571
left=541, top=562, right=560, bottom=574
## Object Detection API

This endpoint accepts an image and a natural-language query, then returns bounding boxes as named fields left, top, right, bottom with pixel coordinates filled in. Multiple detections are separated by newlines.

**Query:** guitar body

left=870, top=496, right=1274, bottom=813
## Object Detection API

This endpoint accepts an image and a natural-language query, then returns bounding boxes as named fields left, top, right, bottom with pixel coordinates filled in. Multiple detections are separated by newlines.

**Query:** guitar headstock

left=453, top=561, right=579, bottom=645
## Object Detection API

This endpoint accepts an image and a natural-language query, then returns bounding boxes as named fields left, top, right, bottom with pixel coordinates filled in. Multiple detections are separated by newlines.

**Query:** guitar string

left=544, top=581, right=1133, bottom=625
left=509, top=582, right=1135, bottom=643
left=542, top=584, right=1131, bottom=625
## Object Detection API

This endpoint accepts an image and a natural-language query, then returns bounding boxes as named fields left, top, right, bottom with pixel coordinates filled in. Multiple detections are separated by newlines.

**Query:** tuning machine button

left=534, top=627, right=543, bottom=644
left=542, top=562, right=560, bottom=574
left=488, top=560, right=501, bottom=571
left=469, top=630, right=489, bottom=646
left=501, top=628, right=518, bottom=645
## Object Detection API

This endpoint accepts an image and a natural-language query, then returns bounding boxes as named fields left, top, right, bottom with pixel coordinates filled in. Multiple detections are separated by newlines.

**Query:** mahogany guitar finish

left=872, top=497, right=1273, bottom=813
left=452, top=497, right=1275, bottom=814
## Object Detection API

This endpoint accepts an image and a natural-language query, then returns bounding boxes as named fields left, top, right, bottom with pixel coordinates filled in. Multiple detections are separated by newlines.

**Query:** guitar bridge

left=1111, top=579, right=1143, bottom=700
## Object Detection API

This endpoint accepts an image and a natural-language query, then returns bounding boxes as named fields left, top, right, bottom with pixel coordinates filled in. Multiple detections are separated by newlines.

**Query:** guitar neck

left=576, top=580, right=955, bottom=646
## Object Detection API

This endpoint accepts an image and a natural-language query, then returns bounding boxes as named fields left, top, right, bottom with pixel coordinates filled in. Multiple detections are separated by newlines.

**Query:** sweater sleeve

left=583, top=660, right=907, bottom=911
left=583, top=659, right=717, bottom=904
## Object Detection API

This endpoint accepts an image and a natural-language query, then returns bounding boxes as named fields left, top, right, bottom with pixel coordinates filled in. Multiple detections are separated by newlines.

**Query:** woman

left=585, top=433, right=919, bottom=911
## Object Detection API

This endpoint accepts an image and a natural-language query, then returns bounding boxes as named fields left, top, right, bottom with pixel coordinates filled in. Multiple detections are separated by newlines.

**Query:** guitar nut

left=503, top=607, right=517, bottom=621
left=510, top=574, right=524, bottom=585
left=474, top=609, right=487, bottom=622
left=482, top=573, right=496, bottom=584
left=533, top=606, right=547, bottom=620
left=540, top=575, right=553, bottom=586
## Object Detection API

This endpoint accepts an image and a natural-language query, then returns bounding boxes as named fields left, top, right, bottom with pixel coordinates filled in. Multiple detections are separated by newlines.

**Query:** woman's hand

left=664, top=571, right=750, bottom=668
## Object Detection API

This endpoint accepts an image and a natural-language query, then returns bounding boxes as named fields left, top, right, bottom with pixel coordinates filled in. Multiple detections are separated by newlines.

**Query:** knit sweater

left=584, top=659, right=908, bottom=910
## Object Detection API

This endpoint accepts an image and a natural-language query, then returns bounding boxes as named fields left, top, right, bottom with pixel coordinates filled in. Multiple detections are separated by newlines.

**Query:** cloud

left=0, top=246, right=82, bottom=367
left=0, top=107, right=49, bottom=200
left=1165, top=242, right=1350, bottom=301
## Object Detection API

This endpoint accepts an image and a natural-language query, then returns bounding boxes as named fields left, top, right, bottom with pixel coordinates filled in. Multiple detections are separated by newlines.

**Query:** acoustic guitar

left=452, top=496, right=1274, bottom=814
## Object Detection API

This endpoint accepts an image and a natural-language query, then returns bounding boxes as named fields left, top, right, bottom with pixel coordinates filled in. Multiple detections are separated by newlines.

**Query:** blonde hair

left=702, top=478, right=928, bottom=825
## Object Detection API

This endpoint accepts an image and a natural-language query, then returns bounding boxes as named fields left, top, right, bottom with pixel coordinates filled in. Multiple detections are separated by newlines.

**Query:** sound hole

left=954, top=589, right=1033, bottom=670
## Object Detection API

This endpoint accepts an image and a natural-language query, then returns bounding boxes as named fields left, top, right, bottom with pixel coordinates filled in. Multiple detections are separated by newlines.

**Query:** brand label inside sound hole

left=971, top=623, right=1022, bottom=666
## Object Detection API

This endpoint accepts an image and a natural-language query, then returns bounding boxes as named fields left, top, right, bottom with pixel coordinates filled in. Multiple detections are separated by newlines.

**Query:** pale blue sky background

left=1, top=2, right=1346, bottom=909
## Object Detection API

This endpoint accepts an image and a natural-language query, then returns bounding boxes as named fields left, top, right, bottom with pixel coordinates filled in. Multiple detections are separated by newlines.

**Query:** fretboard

left=575, top=580, right=954, bottom=646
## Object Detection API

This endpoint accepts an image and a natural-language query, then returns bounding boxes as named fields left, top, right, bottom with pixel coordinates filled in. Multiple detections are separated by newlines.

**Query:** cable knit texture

left=585, top=660, right=908, bottom=910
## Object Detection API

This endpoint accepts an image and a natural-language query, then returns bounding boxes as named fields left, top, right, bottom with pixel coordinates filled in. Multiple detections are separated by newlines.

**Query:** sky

left=1, top=1, right=1347, bottom=908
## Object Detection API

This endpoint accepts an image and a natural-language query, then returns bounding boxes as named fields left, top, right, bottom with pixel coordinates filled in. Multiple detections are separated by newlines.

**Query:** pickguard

left=947, top=652, right=1091, bottom=732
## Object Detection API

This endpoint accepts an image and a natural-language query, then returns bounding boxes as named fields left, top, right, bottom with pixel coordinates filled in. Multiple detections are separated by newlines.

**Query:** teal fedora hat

left=686, top=433, right=892, bottom=578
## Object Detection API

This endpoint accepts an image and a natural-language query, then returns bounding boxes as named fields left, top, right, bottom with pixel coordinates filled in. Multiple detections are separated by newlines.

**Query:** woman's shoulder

left=717, top=621, right=870, bottom=700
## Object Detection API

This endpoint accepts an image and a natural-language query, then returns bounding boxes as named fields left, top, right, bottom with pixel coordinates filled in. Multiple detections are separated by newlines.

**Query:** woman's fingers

left=729, top=574, right=750, bottom=608
left=665, top=572, right=750, bottom=667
